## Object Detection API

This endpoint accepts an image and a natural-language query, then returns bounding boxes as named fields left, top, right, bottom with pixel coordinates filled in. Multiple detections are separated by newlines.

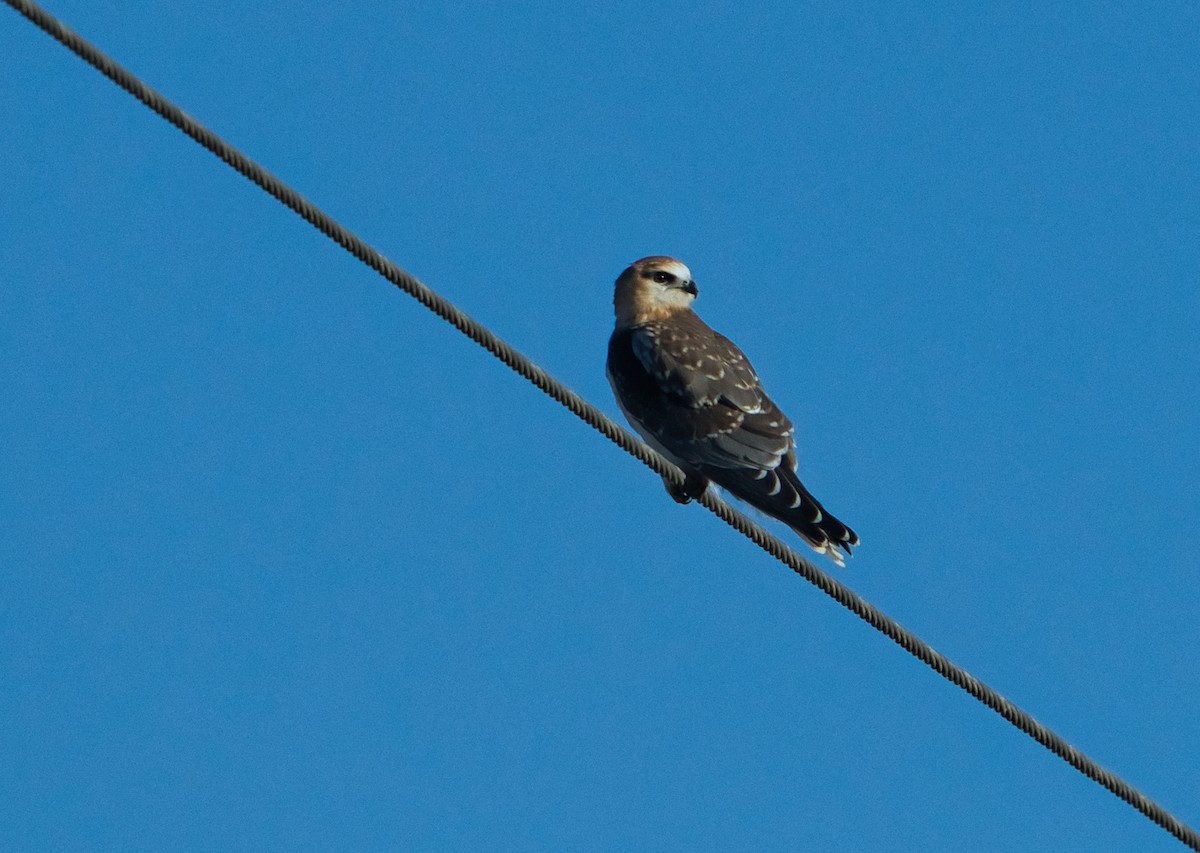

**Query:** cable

left=4, top=1, right=1197, bottom=848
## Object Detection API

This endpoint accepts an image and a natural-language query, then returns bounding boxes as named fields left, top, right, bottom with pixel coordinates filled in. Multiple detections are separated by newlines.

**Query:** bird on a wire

left=606, top=256, right=859, bottom=565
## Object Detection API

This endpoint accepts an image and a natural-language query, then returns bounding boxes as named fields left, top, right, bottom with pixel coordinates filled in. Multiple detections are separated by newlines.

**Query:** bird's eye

left=652, top=271, right=675, bottom=284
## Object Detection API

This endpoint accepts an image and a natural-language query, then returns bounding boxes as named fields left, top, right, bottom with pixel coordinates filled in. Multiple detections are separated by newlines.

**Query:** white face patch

left=646, top=286, right=694, bottom=310
left=655, top=260, right=692, bottom=282
left=641, top=273, right=696, bottom=312
left=639, top=260, right=694, bottom=308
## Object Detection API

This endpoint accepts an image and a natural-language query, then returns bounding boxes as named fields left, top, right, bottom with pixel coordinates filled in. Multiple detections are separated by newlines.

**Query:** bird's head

left=613, top=256, right=698, bottom=326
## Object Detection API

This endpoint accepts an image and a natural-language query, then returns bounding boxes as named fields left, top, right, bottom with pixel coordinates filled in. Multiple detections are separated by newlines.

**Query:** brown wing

left=607, top=312, right=859, bottom=560
left=613, top=313, right=794, bottom=472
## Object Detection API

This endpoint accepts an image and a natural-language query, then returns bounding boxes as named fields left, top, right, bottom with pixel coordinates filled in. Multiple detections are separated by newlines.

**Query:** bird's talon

left=664, top=472, right=707, bottom=504
left=665, top=477, right=692, bottom=504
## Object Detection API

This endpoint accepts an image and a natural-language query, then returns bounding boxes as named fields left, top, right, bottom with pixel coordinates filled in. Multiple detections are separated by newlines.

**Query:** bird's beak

left=682, top=280, right=698, bottom=296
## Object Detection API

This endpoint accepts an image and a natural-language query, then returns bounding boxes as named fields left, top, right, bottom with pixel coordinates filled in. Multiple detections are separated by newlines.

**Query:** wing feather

left=614, top=316, right=793, bottom=472
left=606, top=281, right=858, bottom=564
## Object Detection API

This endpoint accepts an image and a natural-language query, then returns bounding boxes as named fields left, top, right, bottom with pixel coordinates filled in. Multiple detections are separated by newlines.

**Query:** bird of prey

left=606, top=256, right=859, bottom=565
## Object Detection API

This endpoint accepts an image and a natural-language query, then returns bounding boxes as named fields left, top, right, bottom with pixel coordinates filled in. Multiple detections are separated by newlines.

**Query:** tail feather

left=705, top=464, right=858, bottom=566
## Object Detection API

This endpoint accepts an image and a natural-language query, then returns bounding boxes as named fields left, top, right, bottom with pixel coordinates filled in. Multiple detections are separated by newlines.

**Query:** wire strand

left=4, top=1, right=1197, bottom=848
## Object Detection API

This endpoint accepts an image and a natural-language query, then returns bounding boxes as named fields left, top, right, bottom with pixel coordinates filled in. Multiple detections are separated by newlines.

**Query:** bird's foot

left=664, top=472, right=708, bottom=505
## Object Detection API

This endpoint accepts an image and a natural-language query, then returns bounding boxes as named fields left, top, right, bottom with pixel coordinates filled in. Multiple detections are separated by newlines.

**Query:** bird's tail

left=778, top=466, right=858, bottom=566
left=708, top=464, right=859, bottom=567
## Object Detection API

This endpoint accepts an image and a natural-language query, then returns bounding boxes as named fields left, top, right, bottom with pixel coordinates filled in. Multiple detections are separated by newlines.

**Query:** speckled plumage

left=606, top=256, right=859, bottom=565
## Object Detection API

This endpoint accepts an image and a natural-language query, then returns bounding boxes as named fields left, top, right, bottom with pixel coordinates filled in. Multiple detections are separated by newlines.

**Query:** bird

left=606, top=256, right=859, bottom=565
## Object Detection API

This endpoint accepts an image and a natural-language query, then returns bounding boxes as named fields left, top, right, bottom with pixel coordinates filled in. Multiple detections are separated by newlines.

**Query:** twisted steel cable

left=4, top=1, right=1196, bottom=848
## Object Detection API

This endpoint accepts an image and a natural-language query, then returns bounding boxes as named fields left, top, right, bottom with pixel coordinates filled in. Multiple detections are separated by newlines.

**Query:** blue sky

left=2, top=2, right=1198, bottom=850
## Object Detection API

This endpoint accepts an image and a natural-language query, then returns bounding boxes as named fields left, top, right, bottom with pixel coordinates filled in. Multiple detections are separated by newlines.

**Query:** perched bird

left=606, top=256, right=859, bottom=565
